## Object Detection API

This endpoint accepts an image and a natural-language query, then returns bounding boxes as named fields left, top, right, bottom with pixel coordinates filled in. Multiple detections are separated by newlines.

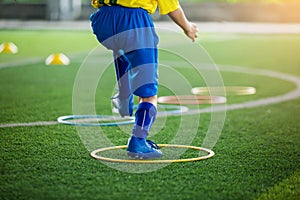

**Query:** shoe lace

left=146, top=140, right=159, bottom=149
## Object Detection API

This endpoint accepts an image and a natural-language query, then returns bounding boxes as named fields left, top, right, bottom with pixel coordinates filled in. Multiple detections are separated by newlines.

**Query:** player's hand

left=184, top=22, right=198, bottom=42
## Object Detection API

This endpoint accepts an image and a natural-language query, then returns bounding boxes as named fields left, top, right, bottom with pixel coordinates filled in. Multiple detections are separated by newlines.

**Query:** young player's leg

left=131, top=95, right=157, bottom=138
left=91, top=6, right=161, bottom=159
left=111, top=50, right=134, bottom=117
left=90, top=6, right=136, bottom=117
left=125, top=48, right=162, bottom=159
left=127, top=95, right=162, bottom=159
left=138, top=96, right=157, bottom=107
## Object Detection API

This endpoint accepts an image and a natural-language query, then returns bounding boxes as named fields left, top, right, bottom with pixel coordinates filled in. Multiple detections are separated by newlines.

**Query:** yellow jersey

left=91, top=0, right=180, bottom=15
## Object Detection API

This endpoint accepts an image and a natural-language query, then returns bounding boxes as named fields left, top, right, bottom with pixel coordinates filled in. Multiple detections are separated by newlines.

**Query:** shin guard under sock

left=132, top=102, right=157, bottom=138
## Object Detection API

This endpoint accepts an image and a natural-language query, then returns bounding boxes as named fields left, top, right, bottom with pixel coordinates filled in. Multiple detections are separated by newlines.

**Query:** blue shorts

left=90, top=6, right=159, bottom=98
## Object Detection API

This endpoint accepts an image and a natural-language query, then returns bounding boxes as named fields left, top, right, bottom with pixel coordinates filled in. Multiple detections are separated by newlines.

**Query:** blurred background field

left=1, top=0, right=300, bottom=22
left=0, top=0, right=300, bottom=200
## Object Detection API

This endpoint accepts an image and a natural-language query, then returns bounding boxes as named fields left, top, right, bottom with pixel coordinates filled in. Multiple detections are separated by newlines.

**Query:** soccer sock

left=132, top=102, right=157, bottom=138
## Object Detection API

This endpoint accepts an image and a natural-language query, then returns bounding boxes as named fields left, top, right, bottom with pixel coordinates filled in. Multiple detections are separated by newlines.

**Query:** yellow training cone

left=45, top=53, right=70, bottom=65
left=0, top=42, right=18, bottom=54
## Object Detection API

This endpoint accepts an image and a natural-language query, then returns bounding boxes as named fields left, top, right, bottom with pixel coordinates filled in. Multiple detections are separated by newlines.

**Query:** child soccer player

left=90, top=0, right=198, bottom=159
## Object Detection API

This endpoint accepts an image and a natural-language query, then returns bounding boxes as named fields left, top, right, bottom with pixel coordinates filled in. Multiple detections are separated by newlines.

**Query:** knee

left=139, top=95, right=157, bottom=108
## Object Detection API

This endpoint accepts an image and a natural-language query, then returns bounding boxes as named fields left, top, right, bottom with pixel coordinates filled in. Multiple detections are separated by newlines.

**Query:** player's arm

left=168, top=7, right=198, bottom=42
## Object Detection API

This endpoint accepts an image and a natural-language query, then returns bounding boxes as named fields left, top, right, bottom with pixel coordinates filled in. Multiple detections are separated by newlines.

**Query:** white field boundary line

left=0, top=121, right=58, bottom=128
left=0, top=50, right=98, bottom=70
left=1, top=21, right=300, bottom=34
left=0, top=57, right=44, bottom=69
left=1, top=65, right=300, bottom=128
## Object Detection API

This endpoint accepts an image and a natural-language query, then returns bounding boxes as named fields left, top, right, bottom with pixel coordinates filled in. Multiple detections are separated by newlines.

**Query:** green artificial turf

left=0, top=30, right=300, bottom=200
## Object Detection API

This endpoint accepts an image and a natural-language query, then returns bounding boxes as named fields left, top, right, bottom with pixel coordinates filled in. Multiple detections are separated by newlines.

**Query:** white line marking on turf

left=0, top=50, right=98, bottom=70
left=0, top=121, right=58, bottom=128
left=2, top=21, right=300, bottom=34
left=1, top=65, right=300, bottom=128
left=185, top=65, right=300, bottom=116
left=0, top=57, right=44, bottom=69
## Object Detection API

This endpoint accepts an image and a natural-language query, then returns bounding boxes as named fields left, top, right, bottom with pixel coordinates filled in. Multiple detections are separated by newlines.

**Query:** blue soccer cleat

left=127, top=136, right=162, bottom=159
left=111, top=93, right=134, bottom=117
